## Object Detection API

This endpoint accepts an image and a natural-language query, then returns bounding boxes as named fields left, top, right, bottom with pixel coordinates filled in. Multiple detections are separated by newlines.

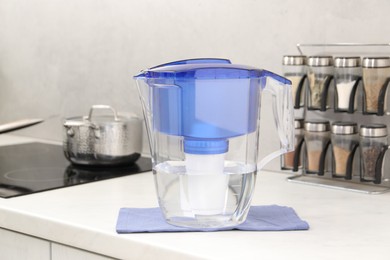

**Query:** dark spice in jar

left=359, top=124, right=388, bottom=182
left=362, top=146, right=382, bottom=179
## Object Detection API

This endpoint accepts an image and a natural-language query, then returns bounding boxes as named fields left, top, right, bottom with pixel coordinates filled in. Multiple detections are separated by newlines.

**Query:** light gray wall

left=1, top=0, right=390, bottom=170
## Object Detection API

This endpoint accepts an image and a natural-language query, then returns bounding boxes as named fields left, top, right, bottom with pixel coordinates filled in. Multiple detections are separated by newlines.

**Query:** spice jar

left=304, top=120, right=331, bottom=175
left=359, top=124, right=388, bottom=184
left=334, top=57, right=361, bottom=113
left=283, top=55, right=307, bottom=108
left=307, top=56, right=334, bottom=111
left=331, top=122, right=359, bottom=179
left=281, top=118, right=304, bottom=171
left=362, top=57, right=390, bottom=115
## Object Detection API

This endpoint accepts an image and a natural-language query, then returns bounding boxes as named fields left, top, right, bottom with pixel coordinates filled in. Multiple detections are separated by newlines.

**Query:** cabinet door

left=0, top=228, right=50, bottom=260
left=51, top=243, right=115, bottom=260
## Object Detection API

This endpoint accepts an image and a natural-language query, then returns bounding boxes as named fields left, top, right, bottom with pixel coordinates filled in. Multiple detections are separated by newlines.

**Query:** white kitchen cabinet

left=51, top=243, right=115, bottom=260
left=0, top=228, right=50, bottom=260
left=0, top=228, right=115, bottom=260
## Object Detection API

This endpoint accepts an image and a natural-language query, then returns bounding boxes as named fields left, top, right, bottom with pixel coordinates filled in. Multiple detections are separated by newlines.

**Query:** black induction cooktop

left=0, top=142, right=152, bottom=198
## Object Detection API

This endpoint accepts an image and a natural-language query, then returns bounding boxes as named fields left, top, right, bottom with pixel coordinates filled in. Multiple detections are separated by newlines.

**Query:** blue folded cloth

left=116, top=205, right=309, bottom=233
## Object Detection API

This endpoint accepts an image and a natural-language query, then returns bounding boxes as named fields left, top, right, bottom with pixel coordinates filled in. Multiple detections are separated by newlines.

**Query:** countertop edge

left=0, top=204, right=206, bottom=260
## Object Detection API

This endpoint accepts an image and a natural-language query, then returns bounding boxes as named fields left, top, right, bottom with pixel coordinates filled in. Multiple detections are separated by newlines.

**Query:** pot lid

left=64, top=105, right=138, bottom=126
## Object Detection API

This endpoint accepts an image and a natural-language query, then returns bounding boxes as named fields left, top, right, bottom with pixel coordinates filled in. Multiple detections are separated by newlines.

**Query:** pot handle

left=85, top=105, right=119, bottom=121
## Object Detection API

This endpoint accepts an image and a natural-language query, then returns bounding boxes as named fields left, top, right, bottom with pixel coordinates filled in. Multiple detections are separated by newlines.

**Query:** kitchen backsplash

left=2, top=0, right=390, bottom=171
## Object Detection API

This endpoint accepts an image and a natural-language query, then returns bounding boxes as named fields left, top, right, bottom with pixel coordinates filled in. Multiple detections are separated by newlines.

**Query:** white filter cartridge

left=183, top=153, right=228, bottom=215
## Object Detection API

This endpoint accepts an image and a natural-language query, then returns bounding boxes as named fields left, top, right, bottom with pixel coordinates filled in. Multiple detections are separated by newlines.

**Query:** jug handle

left=258, top=72, right=295, bottom=170
left=374, top=145, right=389, bottom=184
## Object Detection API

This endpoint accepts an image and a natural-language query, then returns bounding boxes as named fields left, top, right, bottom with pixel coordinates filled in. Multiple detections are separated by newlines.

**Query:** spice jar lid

left=331, top=121, right=358, bottom=135
left=362, top=57, right=390, bottom=68
left=360, top=124, right=388, bottom=137
left=334, top=57, right=361, bottom=68
left=307, top=56, right=333, bottom=67
left=304, top=120, right=330, bottom=132
left=283, top=55, right=306, bottom=66
left=294, top=118, right=304, bottom=129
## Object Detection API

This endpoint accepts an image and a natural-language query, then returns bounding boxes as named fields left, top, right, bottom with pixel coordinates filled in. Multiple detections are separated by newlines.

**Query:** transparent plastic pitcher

left=134, top=58, right=294, bottom=228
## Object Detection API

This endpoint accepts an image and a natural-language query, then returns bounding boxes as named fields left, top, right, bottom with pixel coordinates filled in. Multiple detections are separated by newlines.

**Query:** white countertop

left=1, top=135, right=390, bottom=260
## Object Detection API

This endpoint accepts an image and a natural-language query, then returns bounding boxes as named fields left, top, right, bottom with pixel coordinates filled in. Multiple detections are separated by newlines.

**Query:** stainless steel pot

left=63, top=105, right=142, bottom=166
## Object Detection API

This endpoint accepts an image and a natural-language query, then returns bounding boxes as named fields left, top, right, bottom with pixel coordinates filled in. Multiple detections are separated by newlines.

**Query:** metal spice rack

left=286, top=43, right=390, bottom=194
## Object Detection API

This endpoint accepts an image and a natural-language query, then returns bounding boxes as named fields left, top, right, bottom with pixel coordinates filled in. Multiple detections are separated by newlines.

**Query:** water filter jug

left=134, top=58, right=294, bottom=228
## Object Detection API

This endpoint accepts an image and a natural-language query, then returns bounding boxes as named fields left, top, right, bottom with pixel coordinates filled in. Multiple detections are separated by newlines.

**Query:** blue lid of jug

left=150, top=58, right=231, bottom=68
left=134, top=58, right=266, bottom=80
left=134, top=58, right=291, bottom=155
